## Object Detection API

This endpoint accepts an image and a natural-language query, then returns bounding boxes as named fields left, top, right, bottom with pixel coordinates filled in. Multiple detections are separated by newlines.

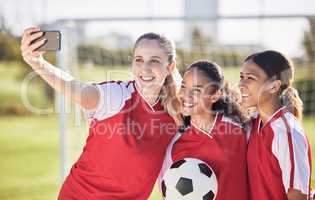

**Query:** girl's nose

left=179, top=88, right=191, bottom=99
left=238, top=79, right=246, bottom=89
left=143, top=62, right=152, bottom=70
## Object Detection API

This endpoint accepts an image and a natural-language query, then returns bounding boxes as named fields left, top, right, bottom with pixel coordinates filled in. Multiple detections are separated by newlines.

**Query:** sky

left=1, top=0, right=315, bottom=57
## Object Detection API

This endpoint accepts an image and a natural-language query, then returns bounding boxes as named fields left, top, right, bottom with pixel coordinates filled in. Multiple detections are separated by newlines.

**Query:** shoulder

left=270, top=112, right=307, bottom=142
left=95, top=80, right=136, bottom=107
left=283, top=112, right=306, bottom=138
left=221, top=115, right=243, bottom=128
left=215, top=114, right=245, bottom=136
left=86, top=80, right=136, bottom=121
left=95, top=80, right=135, bottom=94
left=270, top=111, right=309, bottom=155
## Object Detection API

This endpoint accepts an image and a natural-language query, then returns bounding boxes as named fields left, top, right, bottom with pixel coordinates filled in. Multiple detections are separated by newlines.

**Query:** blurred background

left=0, top=0, right=315, bottom=199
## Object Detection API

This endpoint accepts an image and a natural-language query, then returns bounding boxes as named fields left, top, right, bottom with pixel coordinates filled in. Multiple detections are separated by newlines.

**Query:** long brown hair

left=245, top=50, right=303, bottom=120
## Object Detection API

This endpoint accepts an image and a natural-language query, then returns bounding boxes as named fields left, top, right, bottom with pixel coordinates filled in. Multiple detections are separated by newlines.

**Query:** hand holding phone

left=31, top=30, right=61, bottom=51
left=21, top=27, right=61, bottom=67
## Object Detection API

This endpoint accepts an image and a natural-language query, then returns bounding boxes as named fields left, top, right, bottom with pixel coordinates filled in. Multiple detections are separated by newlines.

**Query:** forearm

left=32, top=58, right=94, bottom=107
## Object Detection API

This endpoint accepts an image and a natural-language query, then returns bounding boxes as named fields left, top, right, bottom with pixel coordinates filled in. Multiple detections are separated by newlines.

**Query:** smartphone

left=32, top=31, right=61, bottom=51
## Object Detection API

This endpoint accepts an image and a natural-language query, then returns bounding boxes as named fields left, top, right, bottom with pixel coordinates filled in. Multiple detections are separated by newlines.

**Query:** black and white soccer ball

left=161, top=158, right=218, bottom=200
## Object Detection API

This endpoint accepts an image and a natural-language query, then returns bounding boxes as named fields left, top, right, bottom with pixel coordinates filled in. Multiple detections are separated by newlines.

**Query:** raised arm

left=20, top=27, right=100, bottom=110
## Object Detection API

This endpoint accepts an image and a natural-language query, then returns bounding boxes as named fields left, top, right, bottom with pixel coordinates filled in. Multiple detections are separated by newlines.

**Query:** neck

left=191, top=113, right=216, bottom=132
left=258, top=96, right=282, bottom=124
left=135, top=83, right=161, bottom=106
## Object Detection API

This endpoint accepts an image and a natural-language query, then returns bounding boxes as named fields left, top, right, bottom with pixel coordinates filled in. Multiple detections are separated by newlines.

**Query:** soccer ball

left=161, top=158, right=218, bottom=200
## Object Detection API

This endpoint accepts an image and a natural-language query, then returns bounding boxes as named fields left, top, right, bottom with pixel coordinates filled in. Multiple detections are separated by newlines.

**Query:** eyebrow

left=150, top=56, right=162, bottom=59
left=134, top=55, right=143, bottom=58
left=181, top=82, right=204, bottom=88
left=193, top=85, right=204, bottom=88
left=240, top=72, right=259, bottom=77
left=133, top=55, right=162, bottom=60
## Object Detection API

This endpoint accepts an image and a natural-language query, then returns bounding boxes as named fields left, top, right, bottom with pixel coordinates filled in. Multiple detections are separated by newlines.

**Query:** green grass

left=0, top=62, right=50, bottom=115
left=0, top=116, right=59, bottom=200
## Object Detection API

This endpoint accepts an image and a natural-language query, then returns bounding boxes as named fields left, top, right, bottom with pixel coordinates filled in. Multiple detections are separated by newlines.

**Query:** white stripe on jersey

left=284, top=112, right=310, bottom=194
left=221, top=115, right=242, bottom=128
left=86, top=81, right=134, bottom=121
left=271, top=112, right=310, bottom=194
left=271, top=118, right=292, bottom=193
left=157, top=132, right=183, bottom=191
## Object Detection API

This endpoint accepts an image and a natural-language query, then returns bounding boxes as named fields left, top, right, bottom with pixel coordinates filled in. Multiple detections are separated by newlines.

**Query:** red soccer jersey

left=58, top=81, right=177, bottom=200
left=159, top=114, right=249, bottom=200
left=247, top=107, right=312, bottom=200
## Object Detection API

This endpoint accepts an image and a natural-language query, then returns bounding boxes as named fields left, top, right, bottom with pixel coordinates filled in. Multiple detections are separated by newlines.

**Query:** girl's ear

left=167, top=61, right=176, bottom=76
left=210, top=90, right=221, bottom=104
left=268, top=80, right=282, bottom=94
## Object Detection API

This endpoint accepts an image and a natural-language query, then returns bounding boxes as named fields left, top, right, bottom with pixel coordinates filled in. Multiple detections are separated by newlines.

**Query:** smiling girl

left=239, top=50, right=312, bottom=200
left=21, top=27, right=182, bottom=200
left=159, top=60, right=249, bottom=200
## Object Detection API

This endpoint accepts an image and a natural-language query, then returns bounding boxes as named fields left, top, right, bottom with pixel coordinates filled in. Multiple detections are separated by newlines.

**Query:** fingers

left=29, top=31, right=44, bottom=44
left=21, top=31, right=43, bottom=51
left=21, top=27, right=47, bottom=64
left=21, top=39, right=46, bottom=58
left=29, top=38, right=46, bottom=51
left=21, top=27, right=40, bottom=44
left=23, top=27, right=40, bottom=35
left=32, top=51, right=45, bottom=57
left=22, top=39, right=46, bottom=57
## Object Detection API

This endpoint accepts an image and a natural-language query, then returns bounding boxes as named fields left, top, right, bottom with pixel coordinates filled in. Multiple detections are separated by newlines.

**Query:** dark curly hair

left=183, top=60, right=247, bottom=127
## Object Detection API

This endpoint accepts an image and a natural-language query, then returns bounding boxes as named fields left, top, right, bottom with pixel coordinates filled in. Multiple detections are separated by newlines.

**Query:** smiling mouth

left=241, top=93, right=250, bottom=98
left=140, top=76, right=155, bottom=82
left=182, top=102, right=195, bottom=108
left=241, top=94, right=252, bottom=103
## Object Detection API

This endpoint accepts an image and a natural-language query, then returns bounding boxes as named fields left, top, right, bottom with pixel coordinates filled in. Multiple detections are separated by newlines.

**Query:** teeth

left=242, top=94, right=249, bottom=97
left=183, top=102, right=194, bottom=107
left=141, top=76, right=154, bottom=81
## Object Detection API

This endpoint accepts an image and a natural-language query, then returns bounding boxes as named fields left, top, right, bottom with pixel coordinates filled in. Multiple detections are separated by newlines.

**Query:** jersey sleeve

left=85, top=81, right=134, bottom=121
left=271, top=114, right=311, bottom=195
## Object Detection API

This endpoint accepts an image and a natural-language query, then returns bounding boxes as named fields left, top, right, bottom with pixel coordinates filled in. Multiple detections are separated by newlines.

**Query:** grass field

left=0, top=62, right=314, bottom=199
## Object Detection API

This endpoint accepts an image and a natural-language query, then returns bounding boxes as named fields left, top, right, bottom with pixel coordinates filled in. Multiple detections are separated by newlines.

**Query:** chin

left=242, top=102, right=257, bottom=110
left=181, top=108, right=194, bottom=117
left=241, top=99, right=253, bottom=107
left=182, top=112, right=191, bottom=117
left=142, top=81, right=161, bottom=89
